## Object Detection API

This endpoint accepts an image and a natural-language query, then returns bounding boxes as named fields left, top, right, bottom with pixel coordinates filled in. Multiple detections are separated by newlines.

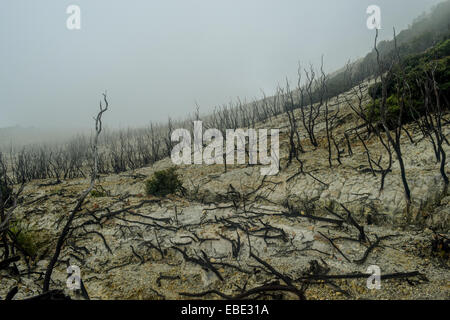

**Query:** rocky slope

left=1, top=82, right=449, bottom=300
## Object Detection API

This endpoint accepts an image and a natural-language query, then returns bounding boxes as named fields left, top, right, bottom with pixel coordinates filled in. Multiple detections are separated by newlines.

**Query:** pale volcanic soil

left=1, top=83, right=449, bottom=300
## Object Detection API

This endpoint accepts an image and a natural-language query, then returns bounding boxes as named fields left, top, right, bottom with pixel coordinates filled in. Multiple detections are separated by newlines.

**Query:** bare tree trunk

left=374, top=29, right=411, bottom=203
left=42, top=93, right=109, bottom=293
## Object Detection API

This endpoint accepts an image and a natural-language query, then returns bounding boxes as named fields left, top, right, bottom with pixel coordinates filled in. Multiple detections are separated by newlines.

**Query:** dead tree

left=374, top=29, right=411, bottom=203
left=343, top=79, right=393, bottom=191
left=284, top=80, right=304, bottom=166
left=416, top=66, right=449, bottom=188
left=42, top=92, right=109, bottom=293
left=0, top=152, right=26, bottom=296
left=298, top=63, right=324, bottom=147
left=320, top=59, right=340, bottom=167
left=344, top=30, right=409, bottom=197
left=163, top=117, right=174, bottom=157
left=429, top=67, right=448, bottom=187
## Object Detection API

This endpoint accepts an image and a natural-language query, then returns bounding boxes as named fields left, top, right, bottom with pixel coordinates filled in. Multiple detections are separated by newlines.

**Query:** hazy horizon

left=0, top=0, right=444, bottom=130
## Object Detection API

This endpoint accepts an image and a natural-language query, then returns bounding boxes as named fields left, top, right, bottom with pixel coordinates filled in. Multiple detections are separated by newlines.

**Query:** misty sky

left=0, top=0, right=444, bottom=129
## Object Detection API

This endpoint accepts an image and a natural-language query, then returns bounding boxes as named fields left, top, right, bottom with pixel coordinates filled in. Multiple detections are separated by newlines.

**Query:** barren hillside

left=1, top=81, right=449, bottom=300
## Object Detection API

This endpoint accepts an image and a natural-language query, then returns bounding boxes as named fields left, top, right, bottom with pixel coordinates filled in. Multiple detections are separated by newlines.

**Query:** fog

left=0, top=0, right=443, bottom=131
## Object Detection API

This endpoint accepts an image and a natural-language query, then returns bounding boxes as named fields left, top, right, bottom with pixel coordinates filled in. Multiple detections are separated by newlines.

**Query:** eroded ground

left=1, top=83, right=449, bottom=300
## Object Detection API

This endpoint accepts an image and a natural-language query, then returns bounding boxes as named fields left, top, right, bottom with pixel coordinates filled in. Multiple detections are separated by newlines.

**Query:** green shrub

left=9, top=222, right=39, bottom=258
left=145, top=167, right=183, bottom=197
left=366, top=37, right=450, bottom=128
left=90, top=189, right=107, bottom=198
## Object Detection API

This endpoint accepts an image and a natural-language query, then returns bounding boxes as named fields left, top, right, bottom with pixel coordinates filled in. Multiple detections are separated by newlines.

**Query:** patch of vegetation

left=296, top=2, right=450, bottom=109
left=431, top=234, right=449, bottom=261
left=9, top=221, right=40, bottom=258
left=56, top=187, right=66, bottom=196
left=90, top=189, right=107, bottom=198
left=145, top=167, right=183, bottom=197
left=367, top=38, right=450, bottom=128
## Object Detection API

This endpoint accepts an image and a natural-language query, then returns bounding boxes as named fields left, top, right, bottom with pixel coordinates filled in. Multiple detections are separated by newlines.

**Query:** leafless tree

left=375, top=29, right=411, bottom=203
left=283, top=80, right=304, bottom=166
left=298, top=63, right=324, bottom=147
left=43, top=92, right=109, bottom=293
left=346, top=81, right=392, bottom=191
left=415, top=65, right=449, bottom=188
